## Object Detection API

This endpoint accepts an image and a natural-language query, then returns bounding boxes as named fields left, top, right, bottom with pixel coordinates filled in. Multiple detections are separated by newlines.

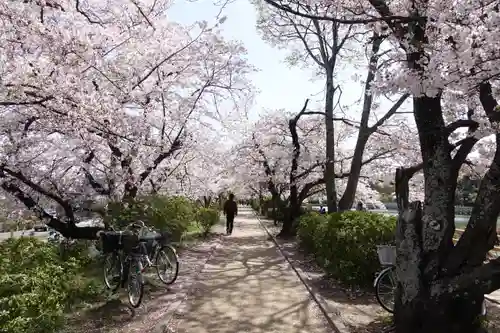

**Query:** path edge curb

left=149, top=235, right=223, bottom=333
left=255, top=212, right=349, bottom=333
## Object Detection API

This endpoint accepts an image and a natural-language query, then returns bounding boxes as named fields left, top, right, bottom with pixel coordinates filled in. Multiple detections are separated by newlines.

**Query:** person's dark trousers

left=226, top=215, right=235, bottom=235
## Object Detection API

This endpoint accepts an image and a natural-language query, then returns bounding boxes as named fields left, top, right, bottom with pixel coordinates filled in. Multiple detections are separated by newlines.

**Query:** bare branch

left=129, top=0, right=155, bottom=29
left=0, top=96, right=54, bottom=106
left=445, top=119, right=479, bottom=136
left=369, top=93, right=410, bottom=132
left=75, top=0, right=103, bottom=25
left=262, top=0, right=423, bottom=25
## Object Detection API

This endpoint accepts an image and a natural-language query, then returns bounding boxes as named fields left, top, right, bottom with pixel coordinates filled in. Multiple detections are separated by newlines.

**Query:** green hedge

left=264, top=205, right=309, bottom=222
left=196, top=208, right=220, bottom=236
left=104, top=195, right=197, bottom=241
left=250, top=199, right=260, bottom=212
left=0, top=237, right=103, bottom=333
left=297, top=211, right=396, bottom=287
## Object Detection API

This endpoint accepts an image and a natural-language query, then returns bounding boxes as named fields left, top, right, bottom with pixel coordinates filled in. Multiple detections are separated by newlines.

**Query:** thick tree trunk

left=277, top=206, right=301, bottom=238
left=393, top=199, right=485, bottom=333
left=277, top=191, right=301, bottom=238
left=272, top=196, right=278, bottom=226
left=395, top=291, right=484, bottom=333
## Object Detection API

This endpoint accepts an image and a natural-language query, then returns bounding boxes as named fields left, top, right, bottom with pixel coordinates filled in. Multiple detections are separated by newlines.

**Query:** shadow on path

left=63, top=235, right=222, bottom=333
left=258, top=215, right=386, bottom=331
left=169, top=209, right=332, bottom=333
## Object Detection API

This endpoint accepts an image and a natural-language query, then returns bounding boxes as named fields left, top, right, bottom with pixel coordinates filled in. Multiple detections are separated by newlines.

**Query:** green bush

left=296, top=212, right=327, bottom=251
left=297, top=211, right=396, bottom=287
left=104, top=195, right=197, bottom=241
left=0, top=237, right=102, bottom=333
left=197, top=208, right=220, bottom=236
left=250, top=199, right=260, bottom=212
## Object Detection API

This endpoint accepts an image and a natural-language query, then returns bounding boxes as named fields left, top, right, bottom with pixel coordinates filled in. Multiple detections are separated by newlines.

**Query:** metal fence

left=383, top=202, right=473, bottom=215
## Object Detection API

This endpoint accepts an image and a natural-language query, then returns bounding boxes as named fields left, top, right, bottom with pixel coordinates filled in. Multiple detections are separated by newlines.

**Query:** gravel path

left=165, top=207, right=333, bottom=333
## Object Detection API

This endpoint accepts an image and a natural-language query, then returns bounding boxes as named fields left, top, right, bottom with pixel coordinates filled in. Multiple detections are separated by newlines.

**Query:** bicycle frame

left=120, top=249, right=146, bottom=287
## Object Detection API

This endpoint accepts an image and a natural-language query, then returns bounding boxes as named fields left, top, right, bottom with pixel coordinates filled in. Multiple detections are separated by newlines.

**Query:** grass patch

left=186, top=220, right=202, bottom=233
left=179, top=217, right=223, bottom=246
left=178, top=221, right=204, bottom=245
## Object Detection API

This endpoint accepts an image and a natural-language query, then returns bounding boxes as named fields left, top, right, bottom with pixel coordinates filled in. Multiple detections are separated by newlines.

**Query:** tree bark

left=337, top=136, right=367, bottom=211
left=277, top=196, right=301, bottom=238
left=272, top=196, right=278, bottom=225
left=0, top=181, right=103, bottom=239
left=393, top=172, right=485, bottom=333
left=203, top=195, right=212, bottom=208
left=395, top=290, right=484, bottom=333
left=338, top=33, right=382, bottom=211
left=324, top=71, right=338, bottom=213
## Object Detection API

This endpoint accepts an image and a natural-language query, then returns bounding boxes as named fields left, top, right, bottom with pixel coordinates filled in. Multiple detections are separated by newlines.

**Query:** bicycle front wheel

left=156, top=245, right=179, bottom=285
left=375, top=267, right=396, bottom=313
left=103, top=253, right=122, bottom=292
left=127, top=259, right=144, bottom=308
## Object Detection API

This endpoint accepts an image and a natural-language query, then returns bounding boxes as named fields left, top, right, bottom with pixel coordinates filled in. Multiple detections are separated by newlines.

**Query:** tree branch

left=445, top=119, right=479, bottom=136
left=138, top=136, right=183, bottom=184
left=0, top=180, right=103, bottom=239
left=369, top=93, right=410, bottom=133
left=262, top=0, right=423, bottom=25
left=75, top=0, right=102, bottom=25
left=82, top=151, right=110, bottom=195
left=299, top=178, right=325, bottom=201
left=0, top=96, right=54, bottom=106
left=0, top=165, right=75, bottom=223
left=445, top=81, right=500, bottom=274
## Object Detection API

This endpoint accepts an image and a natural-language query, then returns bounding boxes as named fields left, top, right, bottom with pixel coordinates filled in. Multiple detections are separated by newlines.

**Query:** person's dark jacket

left=223, top=200, right=238, bottom=218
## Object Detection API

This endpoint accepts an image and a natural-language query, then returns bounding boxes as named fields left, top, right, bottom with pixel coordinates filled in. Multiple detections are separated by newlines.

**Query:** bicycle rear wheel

left=103, top=253, right=122, bottom=292
left=375, top=267, right=396, bottom=313
left=127, top=259, right=144, bottom=308
left=156, top=245, right=179, bottom=285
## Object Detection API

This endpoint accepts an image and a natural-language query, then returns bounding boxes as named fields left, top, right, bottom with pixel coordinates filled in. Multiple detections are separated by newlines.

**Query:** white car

left=76, top=217, right=104, bottom=228
left=351, top=202, right=388, bottom=212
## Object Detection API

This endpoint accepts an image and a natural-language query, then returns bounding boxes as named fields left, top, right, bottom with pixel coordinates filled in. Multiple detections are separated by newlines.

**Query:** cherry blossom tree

left=233, top=100, right=401, bottom=236
left=261, top=0, right=500, bottom=331
left=0, top=0, right=253, bottom=239
left=254, top=0, right=411, bottom=212
left=177, top=137, right=233, bottom=207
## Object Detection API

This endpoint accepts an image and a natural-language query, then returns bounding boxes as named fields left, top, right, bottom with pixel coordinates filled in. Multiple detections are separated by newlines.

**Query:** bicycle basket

left=100, top=231, right=140, bottom=253
left=376, top=245, right=396, bottom=265
left=100, top=232, right=120, bottom=254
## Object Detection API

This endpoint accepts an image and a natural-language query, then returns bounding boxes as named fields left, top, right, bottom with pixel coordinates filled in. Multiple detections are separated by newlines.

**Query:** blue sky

left=168, top=0, right=363, bottom=121
left=168, top=0, right=413, bottom=149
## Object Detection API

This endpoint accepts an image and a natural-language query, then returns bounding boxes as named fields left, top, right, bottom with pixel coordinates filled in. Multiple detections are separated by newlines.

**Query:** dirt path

left=164, top=207, right=333, bottom=333
left=63, top=235, right=222, bottom=333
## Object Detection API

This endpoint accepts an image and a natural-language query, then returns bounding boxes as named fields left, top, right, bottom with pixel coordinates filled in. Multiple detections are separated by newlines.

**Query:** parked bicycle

left=374, top=245, right=487, bottom=315
left=125, top=221, right=179, bottom=285
left=99, top=223, right=179, bottom=308
left=374, top=245, right=397, bottom=313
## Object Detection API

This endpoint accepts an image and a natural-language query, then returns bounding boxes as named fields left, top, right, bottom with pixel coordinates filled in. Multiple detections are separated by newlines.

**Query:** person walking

left=223, top=193, right=238, bottom=235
